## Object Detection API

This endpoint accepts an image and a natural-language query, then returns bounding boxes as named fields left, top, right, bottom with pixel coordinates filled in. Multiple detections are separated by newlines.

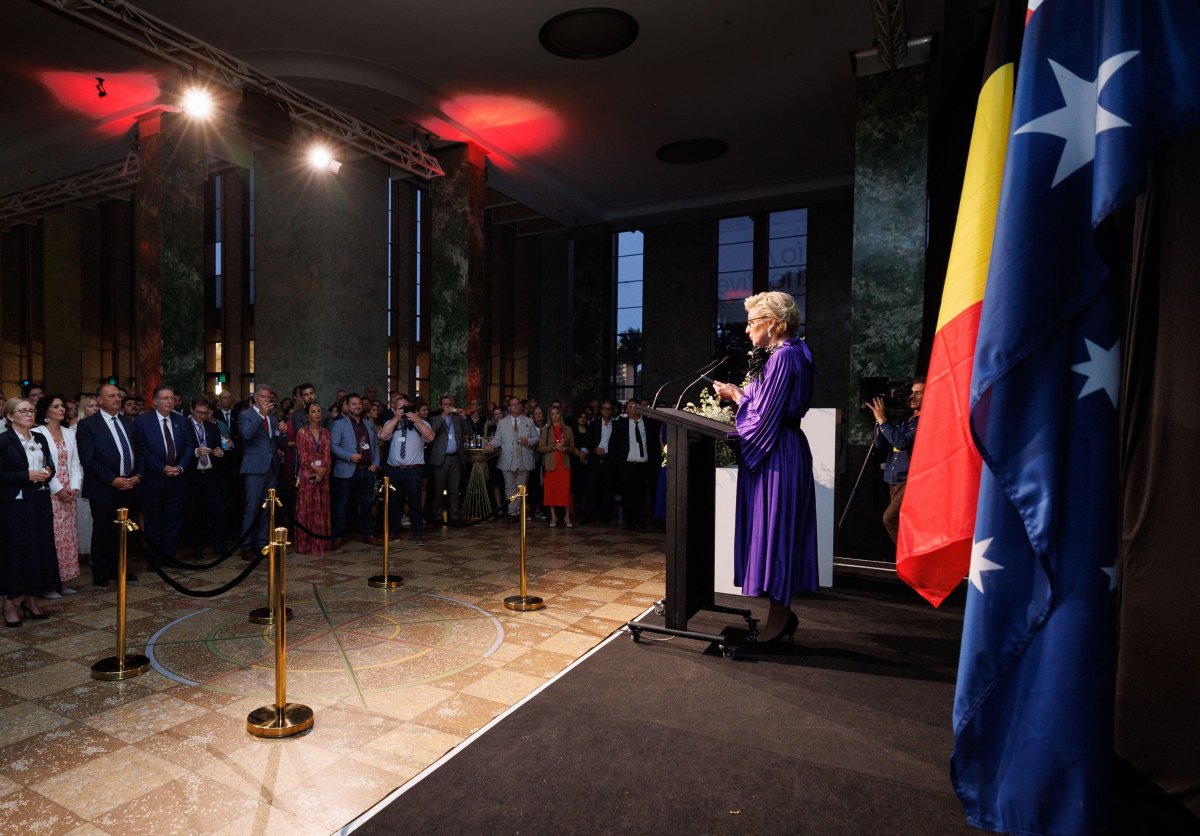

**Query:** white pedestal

left=713, top=407, right=836, bottom=593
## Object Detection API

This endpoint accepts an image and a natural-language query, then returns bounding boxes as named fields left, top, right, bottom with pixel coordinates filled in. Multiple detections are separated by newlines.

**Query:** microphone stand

left=650, top=357, right=722, bottom=410
left=674, top=356, right=728, bottom=410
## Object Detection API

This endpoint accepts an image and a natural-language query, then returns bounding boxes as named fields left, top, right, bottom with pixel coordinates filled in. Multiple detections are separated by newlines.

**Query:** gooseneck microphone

left=674, top=356, right=729, bottom=410
left=650, top=357, right=724, bottom=410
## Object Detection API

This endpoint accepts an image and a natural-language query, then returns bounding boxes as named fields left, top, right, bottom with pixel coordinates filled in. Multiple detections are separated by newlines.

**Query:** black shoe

left=20, top=602, right=49, bottom=621
left=93, top=579, right=110, bottom=588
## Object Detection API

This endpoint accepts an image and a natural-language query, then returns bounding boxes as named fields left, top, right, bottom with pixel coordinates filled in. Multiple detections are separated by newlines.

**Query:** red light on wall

left=429, top=93, right=563, bottom=161
left=38, top=70, right=162, bottom=135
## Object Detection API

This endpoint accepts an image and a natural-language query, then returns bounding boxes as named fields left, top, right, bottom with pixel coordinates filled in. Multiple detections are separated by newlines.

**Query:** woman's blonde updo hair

left=744, top=291, right=799, bottom=338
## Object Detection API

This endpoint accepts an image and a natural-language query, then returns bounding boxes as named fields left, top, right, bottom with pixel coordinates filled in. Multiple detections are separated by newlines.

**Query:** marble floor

left=0, top=516, right=666, bottom=835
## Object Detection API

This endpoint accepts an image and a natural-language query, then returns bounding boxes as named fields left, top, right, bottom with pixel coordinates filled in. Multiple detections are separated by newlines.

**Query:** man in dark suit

left=581, top=400, right=618, bottom=525
left=426, top=394, right=471, bottom=525
left=183, top=394, right=227, bottom=559
left=609, top=398, right=660, bottom=531
left=134, top=385, right=194, bottom=565
left=238, top=384, right=281, bottom=555
left=77, top=383, right=143, bottom=587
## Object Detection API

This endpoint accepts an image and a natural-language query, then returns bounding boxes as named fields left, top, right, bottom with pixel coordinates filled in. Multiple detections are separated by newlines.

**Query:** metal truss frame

left=0, top=153, right=140, bottom=223
left=33, top=0, right=445, bottom=179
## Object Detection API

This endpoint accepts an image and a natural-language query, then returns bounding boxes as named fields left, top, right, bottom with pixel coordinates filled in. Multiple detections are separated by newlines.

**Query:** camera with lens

left=858, top=377, right=913, bottom=415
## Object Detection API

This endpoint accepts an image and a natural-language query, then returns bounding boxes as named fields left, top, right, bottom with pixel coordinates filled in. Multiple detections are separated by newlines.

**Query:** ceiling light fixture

left=95, top=77, right=107, bottom=98
left=180, top=87, right=215, bottom=119
left=307, top=144, right=342, bottom=174
left=539, top=7, right=639, bottom=59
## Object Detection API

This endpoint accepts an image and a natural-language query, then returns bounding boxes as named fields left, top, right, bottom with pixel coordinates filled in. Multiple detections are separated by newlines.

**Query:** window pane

left=717, top=269, right=753, bottom=301
left=718, top=216, right=754, bottom=244
left=718, top=241, right=752, bottom=272
left=769, top=208, right=807, bottom=238
left=768, top=236, right=805, bottom=269
left=717, top=299, right=748, bottom=329
left=617, top=254, right=643, bottom=283
left=617, top=279, right=642, bottom=310
left=769, top=266, right=806, bottom=295
left=616, top=308, right=642, bottom=333
left=617, top=231, right=644, bottom=257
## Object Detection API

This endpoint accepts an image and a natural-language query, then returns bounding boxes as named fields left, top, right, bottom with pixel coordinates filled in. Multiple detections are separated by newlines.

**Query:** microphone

left=674, top=356, right=729, bottom=410
left=650, top=357, right=723, bottom=410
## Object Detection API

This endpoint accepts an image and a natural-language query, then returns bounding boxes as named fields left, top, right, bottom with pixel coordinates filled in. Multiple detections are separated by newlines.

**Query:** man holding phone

left=378, top=397, right=434, bottom=545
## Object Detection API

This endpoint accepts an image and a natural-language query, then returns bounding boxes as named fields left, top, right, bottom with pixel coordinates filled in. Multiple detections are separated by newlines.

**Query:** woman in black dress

left=0, top=398, right=61, bottom=627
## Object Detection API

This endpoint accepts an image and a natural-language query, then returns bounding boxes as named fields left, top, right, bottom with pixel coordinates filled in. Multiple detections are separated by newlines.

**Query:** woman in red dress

left=537, top=406, right=578, bottom=528
left=293, top=402, right=332, bottom=554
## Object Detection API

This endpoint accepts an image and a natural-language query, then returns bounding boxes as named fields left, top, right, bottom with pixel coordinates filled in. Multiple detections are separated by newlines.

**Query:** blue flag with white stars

left=953, top=1, right=1200, bottom=833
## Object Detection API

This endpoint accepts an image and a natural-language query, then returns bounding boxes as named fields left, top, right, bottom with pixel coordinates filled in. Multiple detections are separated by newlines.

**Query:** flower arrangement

left=683, top=387, right=738, bottom=467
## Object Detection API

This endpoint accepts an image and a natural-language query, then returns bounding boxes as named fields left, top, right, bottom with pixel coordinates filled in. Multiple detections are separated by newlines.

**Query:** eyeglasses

left=12, top=408, right=35, bottom=415
left=746, top=316, right=771, bottom=326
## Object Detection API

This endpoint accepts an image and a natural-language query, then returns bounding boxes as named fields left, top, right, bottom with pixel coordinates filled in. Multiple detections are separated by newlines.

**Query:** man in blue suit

left=77, top=383, right=144, bottom=587
left=330, top=392, right=381, bottom=548
left=134, top=385, right=195, bottom=564
left=238, top=384, right=281, bottom=556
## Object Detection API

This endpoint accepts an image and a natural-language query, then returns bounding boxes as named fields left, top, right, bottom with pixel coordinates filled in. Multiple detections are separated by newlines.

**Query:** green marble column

left=41, top=206, right=84, bottom=395
left=430, top=143, right=487, bottom=404
left=134, top=111, right=205, bottom=399
left=850, top=67, right=928, bottom=441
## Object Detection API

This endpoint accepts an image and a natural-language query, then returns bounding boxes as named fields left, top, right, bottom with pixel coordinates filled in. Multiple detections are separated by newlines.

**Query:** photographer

left=867, top=377, right=924, bottom=544
left=378, top=398, right=434, bottom=545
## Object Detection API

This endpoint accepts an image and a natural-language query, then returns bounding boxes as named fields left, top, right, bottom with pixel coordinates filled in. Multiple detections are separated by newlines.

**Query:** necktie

left=163, top=416, right=177, bottom=466
left=195, top=421, right=211, bottom=469
left=113, top=415, right=133, bottom=476
left=262, top=414, right=269, bottom=434
left=399, top=423, right=408, bottom=460
left=635, top=420, right=644, bottom=458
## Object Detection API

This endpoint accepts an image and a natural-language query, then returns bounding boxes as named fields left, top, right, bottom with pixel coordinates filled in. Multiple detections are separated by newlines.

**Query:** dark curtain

left=1116, top=123, right=1200, bottom=826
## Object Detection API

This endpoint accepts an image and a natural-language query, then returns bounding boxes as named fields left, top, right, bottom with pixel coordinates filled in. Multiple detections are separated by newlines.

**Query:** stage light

left=307, top=144, right=342, bottom=174
left=180, top=87, right=215, bottom=119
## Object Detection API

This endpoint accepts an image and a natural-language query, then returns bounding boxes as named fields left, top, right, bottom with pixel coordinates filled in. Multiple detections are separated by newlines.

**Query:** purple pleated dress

left=732, top=336, right=819, bottom=602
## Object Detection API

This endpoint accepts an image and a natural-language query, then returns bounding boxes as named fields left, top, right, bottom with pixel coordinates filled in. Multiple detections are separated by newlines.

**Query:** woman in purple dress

left=713, top=291, right=817, bottom=645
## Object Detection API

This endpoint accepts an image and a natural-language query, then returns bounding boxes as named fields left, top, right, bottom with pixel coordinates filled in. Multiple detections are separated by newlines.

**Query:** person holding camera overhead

left=378, top=397, right=435, bottom=546
left=293, top=401, right=332, bottom=555
left=868, top=377, right=924, bottom=544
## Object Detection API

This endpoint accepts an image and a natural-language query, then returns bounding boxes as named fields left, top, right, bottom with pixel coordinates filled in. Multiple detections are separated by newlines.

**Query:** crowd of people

left=0, top=378, right=668, bottom=625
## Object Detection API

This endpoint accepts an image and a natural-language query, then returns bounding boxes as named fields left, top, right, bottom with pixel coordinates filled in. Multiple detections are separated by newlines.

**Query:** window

left=613, top=230, right=644, bottom=403
left=715, top=209, right=808, bottom=379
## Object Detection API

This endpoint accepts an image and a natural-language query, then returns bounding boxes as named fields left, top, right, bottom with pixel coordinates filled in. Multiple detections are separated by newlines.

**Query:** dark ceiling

left=2, top=0, right=957, bottom=228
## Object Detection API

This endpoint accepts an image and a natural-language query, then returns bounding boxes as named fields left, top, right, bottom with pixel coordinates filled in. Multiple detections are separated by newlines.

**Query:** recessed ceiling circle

left=539, top=7, right=639, bottom=59
left=655, top=138, right=730, bottom=164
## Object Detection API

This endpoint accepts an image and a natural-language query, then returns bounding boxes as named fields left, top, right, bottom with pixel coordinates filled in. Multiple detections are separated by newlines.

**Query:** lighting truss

left=33, top=0, right=445, bottom=179
left=0, top=152, right=140, bottom=223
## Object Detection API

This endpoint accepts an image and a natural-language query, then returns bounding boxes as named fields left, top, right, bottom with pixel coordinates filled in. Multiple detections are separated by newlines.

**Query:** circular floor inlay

left=146, top=592, right=504, bottom=696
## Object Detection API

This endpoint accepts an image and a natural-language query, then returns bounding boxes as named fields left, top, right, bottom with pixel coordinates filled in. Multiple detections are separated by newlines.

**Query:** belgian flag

left=895, top=0, right=1025, bottom=606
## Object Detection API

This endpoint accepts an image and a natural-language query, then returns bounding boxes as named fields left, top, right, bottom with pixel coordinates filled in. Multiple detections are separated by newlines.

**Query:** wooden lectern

left=628, top=405, right=758, bottom=659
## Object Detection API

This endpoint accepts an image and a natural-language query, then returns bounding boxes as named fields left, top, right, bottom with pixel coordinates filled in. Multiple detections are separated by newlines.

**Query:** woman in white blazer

left=33, top=395, right=83, bottom=595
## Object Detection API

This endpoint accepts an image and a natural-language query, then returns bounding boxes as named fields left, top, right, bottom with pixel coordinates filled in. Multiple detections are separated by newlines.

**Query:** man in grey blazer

left=238, top=384, right=280, bottom=556
left=485, top=396, right=540, bottom=519
left=426, top=394, right=472, bottom=525
left=330, top=393, right=381, bottom=548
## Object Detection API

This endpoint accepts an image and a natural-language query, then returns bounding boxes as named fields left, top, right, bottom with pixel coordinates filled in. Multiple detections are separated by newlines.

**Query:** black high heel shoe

left=20, top=602, right=49, bottom=621
left=4, top=601, right=22, bottom=628
left=757, top=611, right=799, bottom=647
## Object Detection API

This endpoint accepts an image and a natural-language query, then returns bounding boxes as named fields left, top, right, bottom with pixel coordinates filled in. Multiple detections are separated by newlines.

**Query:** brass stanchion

left=368, top=477, right=402, bottom=588
left=249, top=488, right=292, bottom=625
left=91, top=508, right=150, bottom=680
left=504, top=485, right=544, bottom=611
left=247, top=527, right=314, bottom=738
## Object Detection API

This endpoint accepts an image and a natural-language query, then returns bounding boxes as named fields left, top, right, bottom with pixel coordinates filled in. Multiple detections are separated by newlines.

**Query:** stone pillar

left=41, top=206, right=85, bottom=395
left=429, top=143, right=487, bottom=404
left=219, top=170, right=248, bottom=395
left=253, top=149, right=388, bottom=402
left=849, top=67, right=928, bottom=441
left=134, top=111, right=206, bottom=398
left=642, top=220, right=715, bottom=403
left=569, top=227, right=612, bottom=407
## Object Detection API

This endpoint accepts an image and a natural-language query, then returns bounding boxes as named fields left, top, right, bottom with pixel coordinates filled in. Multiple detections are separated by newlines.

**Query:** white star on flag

left=1101, top=565, right=1118, bottom=592
left=969, top=537, right=1002, bottom=594
left=1071, top=338, right=1120, bottom=408
left=1015, top=50, right=1139, bottom=186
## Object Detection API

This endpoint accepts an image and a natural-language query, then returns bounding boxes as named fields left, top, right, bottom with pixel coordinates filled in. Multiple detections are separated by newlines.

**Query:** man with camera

left=378, top=397, right=434, bottom=545
left=868, top=377, right=924, bottom=544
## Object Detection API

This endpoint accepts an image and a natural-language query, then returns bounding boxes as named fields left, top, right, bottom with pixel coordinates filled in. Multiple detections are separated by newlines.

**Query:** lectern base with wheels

left=625, top=406, right=758, bottom=659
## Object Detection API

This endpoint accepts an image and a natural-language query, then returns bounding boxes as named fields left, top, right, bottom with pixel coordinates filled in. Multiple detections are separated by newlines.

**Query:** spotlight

left=180, top=87, right=215, bottom=119
left=307, top=144, right=342, bottom=174
left=95, top=77, right=107, bottom=98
